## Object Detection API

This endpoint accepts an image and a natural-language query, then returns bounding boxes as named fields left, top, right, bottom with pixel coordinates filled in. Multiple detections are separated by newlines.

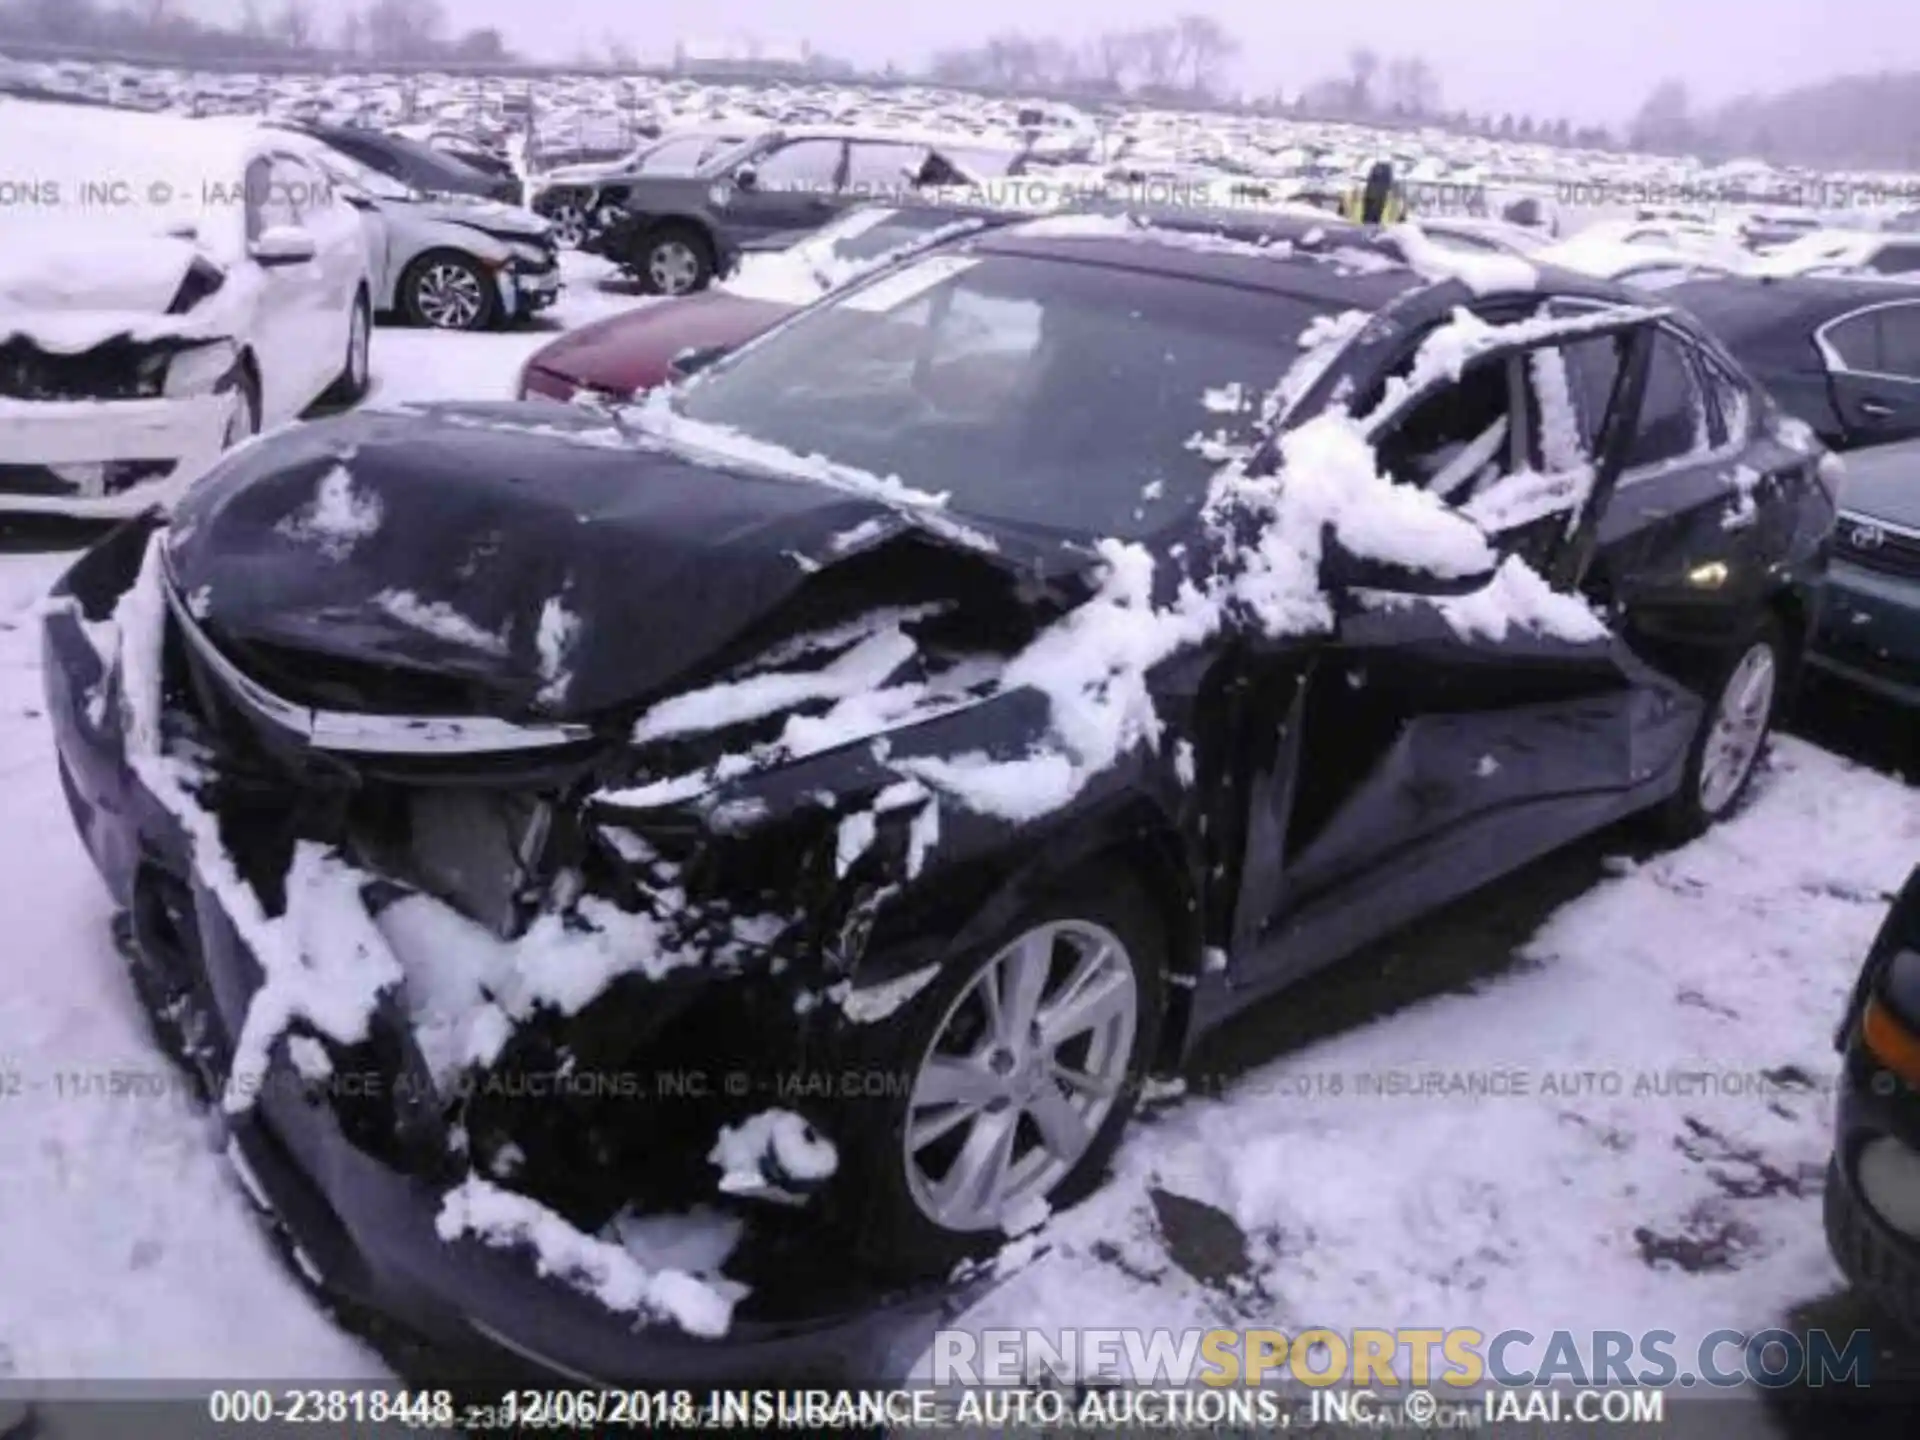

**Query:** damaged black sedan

left=43, top=216, right=1836, bottom=1382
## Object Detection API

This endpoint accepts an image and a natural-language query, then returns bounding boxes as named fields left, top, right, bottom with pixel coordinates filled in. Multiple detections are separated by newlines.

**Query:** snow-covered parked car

left=0, top=97, right=372, bottom=519
left=1751, top=229, right=1920, bottom=282
left=41, top=216, right=1834, bottom=1380
left=289, top=134, right=561, bottom=330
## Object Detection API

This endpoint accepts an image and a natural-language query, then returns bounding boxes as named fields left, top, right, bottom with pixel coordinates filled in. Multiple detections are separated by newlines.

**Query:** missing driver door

left=1231, top=318, right=1660, bottom=989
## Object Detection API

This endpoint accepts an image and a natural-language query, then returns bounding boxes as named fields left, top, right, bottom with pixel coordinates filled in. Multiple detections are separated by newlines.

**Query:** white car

left=285, top=136, right=561, bottom=330
left=0, top=97, right=371, bottom=518
left=1750, top=229, right=1920, bottom=281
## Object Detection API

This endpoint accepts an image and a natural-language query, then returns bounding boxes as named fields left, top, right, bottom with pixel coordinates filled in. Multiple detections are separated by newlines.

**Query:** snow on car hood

left=410, top=191, right=549, bottom=238
left=0, top=223, right=229, bottom=350
left=164, top=400, right=1081, bottom=724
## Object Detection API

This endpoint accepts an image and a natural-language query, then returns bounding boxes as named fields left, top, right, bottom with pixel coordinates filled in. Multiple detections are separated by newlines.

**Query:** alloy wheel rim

left=649, top=240, right=699, bottom=295
left=551, top=204, right=586, bottom=248
left=417, top=264, right=485, bottom=328
left=1698, top=642, right=1776, bottom=815
left=903, top=919, right=1137, bottom=1233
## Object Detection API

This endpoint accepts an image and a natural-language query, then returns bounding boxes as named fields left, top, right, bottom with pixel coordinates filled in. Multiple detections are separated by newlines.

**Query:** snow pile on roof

left=723, top=213, right=991, bottom=307
left=437, top=1176, right=739, bottom=1337
left=1389, top=223, right=1538, bottom=294
left=0, top=97, right=259, bottom=254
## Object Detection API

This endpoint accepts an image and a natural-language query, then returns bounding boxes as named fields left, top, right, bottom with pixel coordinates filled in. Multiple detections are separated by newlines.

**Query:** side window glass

left=1876, top=306, right=1920, bottom=378
left=1555, top=332, right=1623, bottom=458
left=843, top=143, right=925, bottom=195
left=1870, top=245, right=1920, bottom=277
left=1624, top=331, right=1708, bottom=470
left=1700, top=358, right=1752, bottom=444
left=1374, top=356, right=1517, bottom=502
left=753, top=139, right=844, bottom=191
left=242, top=156, right=279, bottom=241
left=1824, top=312, right=1879, bottom=372
left=270, top=157, right=317, bottom=224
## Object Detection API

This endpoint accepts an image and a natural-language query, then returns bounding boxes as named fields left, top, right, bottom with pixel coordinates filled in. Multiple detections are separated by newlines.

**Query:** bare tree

left=1629, top=78, right=1693, bottom=152
left=1384, top=55, right=1440, bottom=115
left=1133, top=25, right=1180, bottom=89
left=337, top=5, right=366, bottom=56
left=1347, top=47, right=1380, bottom=114
left=272, top=0, right=316, bottom=50
left=1173, top=14, right=1238, bottom=96
left=452, top=26, right=511, bottom=62
left=364, top=0, right=446, bottom=61
left=1088, top=30, right=1142, bottom=91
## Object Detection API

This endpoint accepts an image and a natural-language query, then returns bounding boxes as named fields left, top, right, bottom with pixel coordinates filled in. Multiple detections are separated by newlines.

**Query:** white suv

left=0, top=97, right=374, bottom=518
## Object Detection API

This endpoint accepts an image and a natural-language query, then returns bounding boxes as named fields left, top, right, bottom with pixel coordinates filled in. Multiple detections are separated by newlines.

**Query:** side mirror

left=669, top=343, right=732, bottom=381
left=250, top=225, right=317, bottom=266
left=1320, top=529, right=1497, bottom=598
left=733, top=164, right=758, bottom=192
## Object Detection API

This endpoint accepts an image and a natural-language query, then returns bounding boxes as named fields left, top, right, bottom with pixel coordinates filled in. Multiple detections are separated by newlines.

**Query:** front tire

left=401, top=253, right=499, bottom=331
left=319, top=291, right=371, bottom=406
left=1652, top=618, right=1784, bottom=842
left=828, top=870, right=1167, bottom=1281
left=635, top=224, right=713, bottom=297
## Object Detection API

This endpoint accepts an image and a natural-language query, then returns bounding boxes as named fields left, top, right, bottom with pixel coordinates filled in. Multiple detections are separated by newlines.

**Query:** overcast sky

left=189, top=0, right=1907, bottom=126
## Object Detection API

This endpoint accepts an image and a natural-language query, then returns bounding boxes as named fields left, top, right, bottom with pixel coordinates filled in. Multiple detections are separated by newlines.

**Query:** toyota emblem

left=1849, top=522, right=1887, bottom=551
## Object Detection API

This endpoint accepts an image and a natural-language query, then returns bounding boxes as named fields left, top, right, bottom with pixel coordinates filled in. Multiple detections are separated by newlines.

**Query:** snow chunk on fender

left=436, top=1177, right=739, bottom=1338
left=832, top=962, right=942, bottom=1024
left=710, top=1110, right=839, bottom=1195
left=373, top=589, right=509, bottom=657
left=275, top=464, right=382, bottom=560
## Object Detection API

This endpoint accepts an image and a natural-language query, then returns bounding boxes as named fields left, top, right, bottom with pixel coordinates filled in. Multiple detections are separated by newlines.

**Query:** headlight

left=1886, top=947, right=1920, bottom=1031
left=162, top=341, right=239, bottom=398
left=1857, top=1136, right=1920, bottom=1240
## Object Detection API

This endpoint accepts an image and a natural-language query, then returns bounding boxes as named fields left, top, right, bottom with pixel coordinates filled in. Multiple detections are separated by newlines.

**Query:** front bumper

left=1809, top=559, right=1920, bottom=707
left=496, top=265, right=563, bottom=321
left=38, top=528, right=982, bottom=1384
left=0, top=393, right=232, bottom=517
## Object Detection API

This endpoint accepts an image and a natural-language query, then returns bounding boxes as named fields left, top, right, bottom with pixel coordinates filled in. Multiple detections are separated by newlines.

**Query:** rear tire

left=825, top=868, right=1167, bottom=1282
left=1651, top=617, right=1784, bottom=843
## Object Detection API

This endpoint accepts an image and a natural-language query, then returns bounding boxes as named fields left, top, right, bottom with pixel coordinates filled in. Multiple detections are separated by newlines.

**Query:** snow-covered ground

left=0, top=251, right=1914, bottom=1385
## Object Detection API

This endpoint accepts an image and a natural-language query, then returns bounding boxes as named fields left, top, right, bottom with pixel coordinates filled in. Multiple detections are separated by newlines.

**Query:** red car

left=516, top=202, right=1016, bottom=402
left=518, top=290, right=790, bottom=402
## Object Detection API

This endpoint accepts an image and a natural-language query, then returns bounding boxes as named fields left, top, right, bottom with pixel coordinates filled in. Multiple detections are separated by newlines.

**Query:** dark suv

left=583, top=126, right=1026, bottom=295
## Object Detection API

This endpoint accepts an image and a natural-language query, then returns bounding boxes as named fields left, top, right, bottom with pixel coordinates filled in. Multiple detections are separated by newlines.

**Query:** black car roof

left=971, top=212, right=1651, bottom=317
left=1669, top=274, right=1920, bottom=355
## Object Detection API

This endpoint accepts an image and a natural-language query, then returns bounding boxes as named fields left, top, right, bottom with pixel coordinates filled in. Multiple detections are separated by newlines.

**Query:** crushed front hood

left=166, top=402, right=1080, bottom=724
